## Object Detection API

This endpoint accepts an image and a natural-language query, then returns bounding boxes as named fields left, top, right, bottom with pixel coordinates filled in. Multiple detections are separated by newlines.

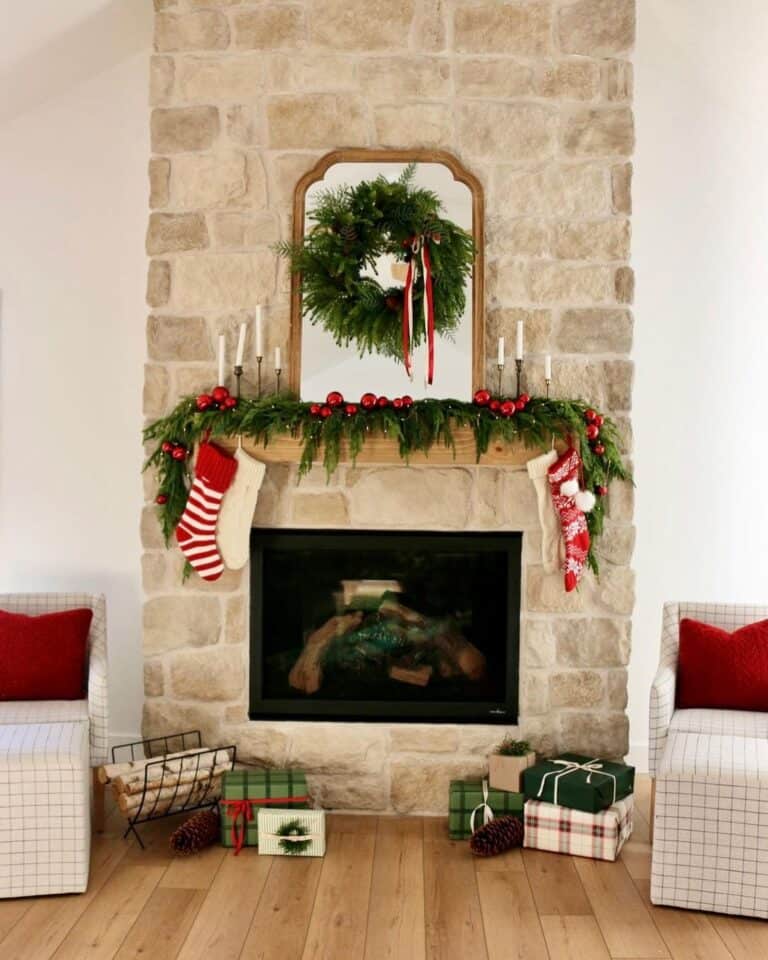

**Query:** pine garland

left=143, top=393, right=631, bottom=575
left=276, top=164, right=475, bottom=360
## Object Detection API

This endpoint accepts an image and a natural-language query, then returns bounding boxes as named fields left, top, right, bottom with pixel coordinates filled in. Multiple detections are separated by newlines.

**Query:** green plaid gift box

left=220, top=770, right=310, bottom=854
left=522, top=753, right=634, bottom=813
left=448, top=779, right=524, bottom=840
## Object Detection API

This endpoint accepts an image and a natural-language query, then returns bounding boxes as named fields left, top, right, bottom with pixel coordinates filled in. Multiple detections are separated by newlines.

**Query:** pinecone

left=469, top=816, right=524, bottom=858
left=169, top=808, right=220, bottom=855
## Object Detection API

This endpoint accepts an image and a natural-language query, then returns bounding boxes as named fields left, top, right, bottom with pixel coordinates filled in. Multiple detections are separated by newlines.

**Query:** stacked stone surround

left=142, top=0, right=636, bottom=813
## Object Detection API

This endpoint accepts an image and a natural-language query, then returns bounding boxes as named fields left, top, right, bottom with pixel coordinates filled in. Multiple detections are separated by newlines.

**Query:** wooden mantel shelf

left=219, top=426, right=545, bottom=467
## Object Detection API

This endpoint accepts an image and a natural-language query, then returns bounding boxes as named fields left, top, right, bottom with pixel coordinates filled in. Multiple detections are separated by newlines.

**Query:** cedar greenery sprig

left=275, top=164, right=475, bottom=360
left=143, top=393, right=631, bottom=574
left=275, top=818, right=312, bottom=855
left=495, top=738, right=533, bottom=757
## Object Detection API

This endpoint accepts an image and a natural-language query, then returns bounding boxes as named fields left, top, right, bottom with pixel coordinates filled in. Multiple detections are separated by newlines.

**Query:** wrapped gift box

left=524, top=795, right=633, bottom=861
left=257, top=808, right=326, bottom=857
left=522, top=753, right=634, bottom=813
left=448, top=779, right=524, bottom=840
left=220, top=769, right=310, bottom=853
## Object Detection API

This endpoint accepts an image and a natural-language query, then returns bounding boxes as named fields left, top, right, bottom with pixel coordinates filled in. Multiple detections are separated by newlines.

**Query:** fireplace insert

left=249, top=529, right=521, bottom=723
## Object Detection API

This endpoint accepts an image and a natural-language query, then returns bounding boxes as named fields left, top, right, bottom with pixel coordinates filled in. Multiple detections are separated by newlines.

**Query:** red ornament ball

left=500, top=400, right=516, bottom=417
left=593, top=442, right=606, bottom=456
left=401, top=395, right=413, bottom=408
left=596, top=484, right=609, bottom=497
left=585, top=423, right=600, bottom=441
left=518, top=393, right=530, bottom=405
left=222, top=396, right=238, bottom=410
left=211, top=385, right=229, bottom=403
left=392, top=397, right=404, bottom=409
left=195, top=394, right=211, bottom=411
left=473, top=389, right=491, bottom=406
left=326, top=391, right=344, bottom=408
left=344, top=403, right=358, bottom=417
left=376, top=396, right=390, bottom=408
left=155, top=494, right=168, bottom=505
left=171, top=446, right=187, bottom=461
left=593, top=413, right=605, bottom=428
left=161, top=441, right=174, bottom=454
left=489, top=399, right=502, bottom=413
left=515, top=399, right=526, bottom=412
left=310, top=403, right=322, bottom=416
left=585, top=408, right=597, bottom=422
left=320, top=405, right=333, bottom=419
left=360, top=392, right=377, bottom=410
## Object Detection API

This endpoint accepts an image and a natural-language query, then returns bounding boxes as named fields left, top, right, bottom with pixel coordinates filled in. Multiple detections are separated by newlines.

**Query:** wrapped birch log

left=111, top=749, right=234, bottom=796
left=98, top=746, right=220, bottom=785
left=116, top=773, right=224, bottom=817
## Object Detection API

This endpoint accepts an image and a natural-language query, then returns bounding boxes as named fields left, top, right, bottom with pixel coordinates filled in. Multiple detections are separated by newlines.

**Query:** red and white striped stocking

left=547, top=447, right=590, bottom=593
left=175, top=442, right=238, bottom=581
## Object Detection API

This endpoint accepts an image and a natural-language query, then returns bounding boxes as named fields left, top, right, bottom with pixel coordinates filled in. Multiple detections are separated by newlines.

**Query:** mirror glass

left=299, top=162, right=474, bottom=401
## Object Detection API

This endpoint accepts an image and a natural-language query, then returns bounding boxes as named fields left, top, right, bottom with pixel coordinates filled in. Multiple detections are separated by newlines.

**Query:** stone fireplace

left=142, top=0, right=636, bottom=813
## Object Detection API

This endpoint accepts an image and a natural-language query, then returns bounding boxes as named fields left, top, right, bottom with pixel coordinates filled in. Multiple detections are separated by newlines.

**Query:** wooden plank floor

left=0, top=775, right=764, bottom=960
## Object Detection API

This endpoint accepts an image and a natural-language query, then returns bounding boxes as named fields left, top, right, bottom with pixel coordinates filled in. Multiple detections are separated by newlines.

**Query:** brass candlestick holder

left=515, top=358, right=523, bottom=397
left=496, top=362, right=504, bottom=396
left=233, top=364, right=243, bottom=398
left=545, top=377, right=551, bottom=399
left=256, top=355, right=263, bottom=398
left=275, top=367, right=282, bottom=394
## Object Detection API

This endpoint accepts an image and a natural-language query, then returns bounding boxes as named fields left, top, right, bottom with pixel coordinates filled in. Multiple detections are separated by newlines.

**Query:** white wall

left=631, top=0, right=768, bottom=765
left=0, top=0, right=152, bottom=739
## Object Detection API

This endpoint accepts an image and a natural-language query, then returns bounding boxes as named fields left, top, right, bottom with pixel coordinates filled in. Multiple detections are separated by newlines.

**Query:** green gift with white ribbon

left=522, top=753, right=634, bottom=813
left=448, top=779, right=524, bottom=840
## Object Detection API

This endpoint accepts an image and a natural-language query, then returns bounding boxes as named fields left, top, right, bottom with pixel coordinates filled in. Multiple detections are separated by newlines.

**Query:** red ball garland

left=593, top=413, right=605, bottom=428
left=401, top=395, right=413, bottom=408
left=518, top=393, right=530, bottom=406
left=222, top=396, right=238, bottom=410
left=161, top=441, right=174, bottom=454
left=500, top=400, right=516, bottom=417
left=392, top=397, right=404, bottom=409
left=514, top=399, right=526, bottom=412
left=195, top=394, right=212, bottom=411
left=585, top=408, right=597, bottom=422
left=319, top=405, right=333, bottom=419
left=489, top=399, right=501, bottom=413
left=326, top=391, right=344, bottom=408
left=473, top=389, right=491, bottom=406
left=344, top=403, right=358, bottom=417
left=211, top=386, right=229, bottom=404
left=596, top=484, right=608, bottom=497
left=360, top=392, right=377, bottom=410
left=171, top=446, right=187, bottom=461
left=593, top=443, right=605, bottom=456
left=155, top=494, right=168, bottom=505
left=376, top=396, right=390, bottom=408
left=585, top=423, right=600, bottom=441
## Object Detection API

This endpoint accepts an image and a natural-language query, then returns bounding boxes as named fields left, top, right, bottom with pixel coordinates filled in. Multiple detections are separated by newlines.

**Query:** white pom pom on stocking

left=560, top=478, right=579, bottom=497
left=574, top=489, right=597, bottom=513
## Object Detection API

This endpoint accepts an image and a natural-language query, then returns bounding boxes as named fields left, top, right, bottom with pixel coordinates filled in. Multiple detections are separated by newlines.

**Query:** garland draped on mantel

left=143, top=394, right=630, bottom=574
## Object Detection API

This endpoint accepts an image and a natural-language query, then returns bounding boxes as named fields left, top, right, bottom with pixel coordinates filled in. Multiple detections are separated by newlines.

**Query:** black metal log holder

left=110, top=730, right=236, bottom=849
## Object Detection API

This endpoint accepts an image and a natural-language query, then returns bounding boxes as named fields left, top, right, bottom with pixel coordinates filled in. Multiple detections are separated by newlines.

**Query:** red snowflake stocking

left=175, top=442, right=238, bottom=581
left=547, top=447, right=590, bottom=592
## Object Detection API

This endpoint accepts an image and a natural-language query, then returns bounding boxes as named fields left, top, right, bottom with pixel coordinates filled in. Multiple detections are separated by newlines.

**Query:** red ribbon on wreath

left=401, top=233, right=438, bottom=386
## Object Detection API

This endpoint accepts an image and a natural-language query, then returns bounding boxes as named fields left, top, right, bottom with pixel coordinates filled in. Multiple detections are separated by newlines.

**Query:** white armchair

left=649, top=601, right=768, bottom=919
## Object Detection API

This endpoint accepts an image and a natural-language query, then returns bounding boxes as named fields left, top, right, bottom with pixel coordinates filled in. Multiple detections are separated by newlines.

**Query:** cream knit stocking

left=526, top=449, right=564, bottom=574
left=217, top=448, right=266, bottom=570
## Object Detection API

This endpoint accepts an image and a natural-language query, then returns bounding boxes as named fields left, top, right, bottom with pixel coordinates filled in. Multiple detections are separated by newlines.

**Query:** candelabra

left=515, top=358, right=523, bottom=397
left=233, top=364, right=243, bottom=398
left=275, top=367, right=282, bottom=394
left=545, top=376, right=551, bottom=399
left=255, top=355, right=263, bottom=398
left=496, top=362, right=504, bottom=397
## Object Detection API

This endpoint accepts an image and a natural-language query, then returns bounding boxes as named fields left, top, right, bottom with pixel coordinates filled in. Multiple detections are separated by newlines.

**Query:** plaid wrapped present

left=522, top=753, right=634, bottom=813
left=220, top=769, right=310, bottom=854
left=524, top=795, right=633, bottom=861
left=448, top=779, right=524, bottom=840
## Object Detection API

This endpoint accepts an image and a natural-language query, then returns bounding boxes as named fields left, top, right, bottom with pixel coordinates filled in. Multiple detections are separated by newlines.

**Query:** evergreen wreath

left=275, top=818, right=312, bottom=855
left=276, top=164, right=475, bottom=360
left=144, top=393, right=631, bottom=575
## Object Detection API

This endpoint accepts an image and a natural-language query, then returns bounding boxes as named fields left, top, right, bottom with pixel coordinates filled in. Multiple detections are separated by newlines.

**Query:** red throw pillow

left=677, top=617, right=768, bottom=710
left=0, top=608, right=92, bottom=701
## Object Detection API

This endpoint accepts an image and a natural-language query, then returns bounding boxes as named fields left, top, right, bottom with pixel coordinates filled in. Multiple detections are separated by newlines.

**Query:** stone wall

left=142, top=0, right=636, bottom=813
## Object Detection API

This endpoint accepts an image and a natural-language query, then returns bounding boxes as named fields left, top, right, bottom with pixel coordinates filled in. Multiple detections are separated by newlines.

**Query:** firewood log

left=388, top=663, right=433, bottom=686
left=288, top=611, right=363, bottom=694
left=116, top=773, right=224, bottom=817
left=113, top=757, right=233, bottom=797
left=98, top=746, right=218, bottom=785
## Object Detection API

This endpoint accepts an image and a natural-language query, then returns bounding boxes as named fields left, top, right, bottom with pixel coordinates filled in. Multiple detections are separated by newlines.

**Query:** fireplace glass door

left=249, top=530, right=521, bottom=724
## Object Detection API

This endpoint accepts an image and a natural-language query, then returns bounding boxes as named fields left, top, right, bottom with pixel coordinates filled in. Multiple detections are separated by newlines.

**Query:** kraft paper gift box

left=257, top=808, right=326, bottom=857
left=523, top=795, right=634, bottom=861
left=522, top=753, right=634, bottom=813
left=448, top=779, right=524, bottom=840
left=220, top=769, right=310, bottom=853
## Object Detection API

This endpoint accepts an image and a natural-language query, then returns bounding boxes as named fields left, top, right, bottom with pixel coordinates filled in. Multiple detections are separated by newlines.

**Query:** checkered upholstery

left=0, top=721, right=91, bottom=897
left=0, top=593, right=109, bottom=766
left=650, top=601, right=768, bottom=918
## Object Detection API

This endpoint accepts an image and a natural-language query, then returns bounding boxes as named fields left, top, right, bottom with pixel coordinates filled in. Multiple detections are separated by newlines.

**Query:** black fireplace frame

left=248, top=528, right=521, bottom=724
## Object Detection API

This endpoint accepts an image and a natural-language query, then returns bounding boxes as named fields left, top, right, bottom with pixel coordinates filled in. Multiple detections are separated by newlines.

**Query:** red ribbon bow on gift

left=402, top=233, right=438, bottom=386
left=220, top=795, right=310, bottom=855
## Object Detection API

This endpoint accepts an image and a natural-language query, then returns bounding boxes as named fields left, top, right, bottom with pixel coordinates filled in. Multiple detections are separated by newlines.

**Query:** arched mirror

left=286, top=150, right=484, bottom=400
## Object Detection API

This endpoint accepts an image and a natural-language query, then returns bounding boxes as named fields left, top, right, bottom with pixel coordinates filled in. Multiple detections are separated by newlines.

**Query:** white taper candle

left=544, top=354, right=552, bottom=381
left=275, top=346, right=282, bottom=370
left=235, top=322, right=247, bottom=367
left=515, top=320, right=524, bottom=360
left=255, top=305, right=264, bottom=357
left=217, top=333, right=226, bottom=385
left=497, top=336, right=505, bottom=366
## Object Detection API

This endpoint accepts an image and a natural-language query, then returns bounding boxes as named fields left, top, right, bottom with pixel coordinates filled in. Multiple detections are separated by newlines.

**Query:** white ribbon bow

left=535, top=757, right=617, bottom=807
left=262, top=832, right=321, bottom=842
left=470, top=779, right=495, bottom=834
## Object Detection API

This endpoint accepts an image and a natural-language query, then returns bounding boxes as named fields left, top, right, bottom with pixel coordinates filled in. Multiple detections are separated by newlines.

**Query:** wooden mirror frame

left=287, top=148, right=485, bottom=395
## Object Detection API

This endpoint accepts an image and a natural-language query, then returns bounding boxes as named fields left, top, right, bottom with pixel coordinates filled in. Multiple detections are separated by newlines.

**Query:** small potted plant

left=489, top=738, right=536, bottom=792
